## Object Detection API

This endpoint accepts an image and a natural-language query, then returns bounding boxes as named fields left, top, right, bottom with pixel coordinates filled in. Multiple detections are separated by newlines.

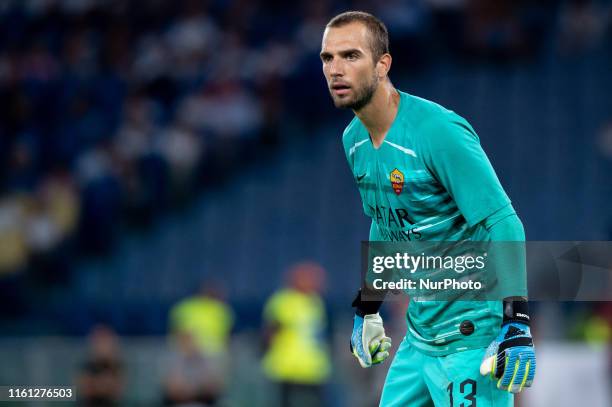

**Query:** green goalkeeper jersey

left=342, top=90, right=511, bottom=356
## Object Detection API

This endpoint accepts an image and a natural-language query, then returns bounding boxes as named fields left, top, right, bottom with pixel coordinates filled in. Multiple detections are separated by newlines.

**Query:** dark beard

left=334, top=75, right=378, bottom=111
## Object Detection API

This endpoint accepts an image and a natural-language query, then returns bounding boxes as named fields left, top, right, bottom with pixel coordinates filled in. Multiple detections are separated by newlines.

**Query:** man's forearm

left=484, top=205, right=527, bottom=299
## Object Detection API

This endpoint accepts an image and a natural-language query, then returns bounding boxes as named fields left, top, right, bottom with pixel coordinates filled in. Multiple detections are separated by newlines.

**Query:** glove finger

left=523, top=354, right=536, bottom=388
left=378, top=337, right=392, bottom=353
left=369, top=335, right=392, bottom=354
left=371, top=350, right=390, bottom=365
left=497, top=352, right=518, bottom=390
left=507, top=354, right=529, bottom=393
left=369, top=339, right=381, bottom=355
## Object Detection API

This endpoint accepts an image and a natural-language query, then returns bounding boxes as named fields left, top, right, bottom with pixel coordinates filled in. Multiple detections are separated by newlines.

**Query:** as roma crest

left=390, top=168, right=404, bottom=195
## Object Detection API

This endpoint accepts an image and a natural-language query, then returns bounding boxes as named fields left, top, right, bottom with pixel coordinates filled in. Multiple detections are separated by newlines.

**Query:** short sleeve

left=421, top=116, right=511, bottom=227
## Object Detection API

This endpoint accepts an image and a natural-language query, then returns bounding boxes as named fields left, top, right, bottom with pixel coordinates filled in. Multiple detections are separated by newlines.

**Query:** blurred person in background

left=0, top=165, right=79, bottom=314
left=76, top=325, right=125, bottom=407
left=169, top=280, right=234, bottom=358
left=261, top=261, right=331, bottom=407
left=166, top=278, right=234, bottom=405
left=163, top=329, right=227, bottom=407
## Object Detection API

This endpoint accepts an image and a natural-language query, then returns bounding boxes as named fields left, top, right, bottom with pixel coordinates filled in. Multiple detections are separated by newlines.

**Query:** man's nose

left=329, top=59, right=344, bottom=77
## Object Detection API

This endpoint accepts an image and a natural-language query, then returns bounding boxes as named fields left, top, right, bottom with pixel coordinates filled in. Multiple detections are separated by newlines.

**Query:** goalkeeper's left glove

left=480, top=300, right=536, bottom=393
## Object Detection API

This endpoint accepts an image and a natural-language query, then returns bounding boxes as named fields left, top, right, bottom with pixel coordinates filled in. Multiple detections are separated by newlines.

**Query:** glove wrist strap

left=502, top=299, right=530, bottom=326
left=352, top=288, right=383, bottom=317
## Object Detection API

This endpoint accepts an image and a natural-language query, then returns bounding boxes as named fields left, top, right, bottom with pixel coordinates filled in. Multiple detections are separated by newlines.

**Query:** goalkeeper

left=320, top=11, right=536, bottom=406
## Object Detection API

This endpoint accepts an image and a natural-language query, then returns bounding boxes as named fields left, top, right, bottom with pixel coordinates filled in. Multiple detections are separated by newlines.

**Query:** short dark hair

left=326, top=11, right=389, bottom=62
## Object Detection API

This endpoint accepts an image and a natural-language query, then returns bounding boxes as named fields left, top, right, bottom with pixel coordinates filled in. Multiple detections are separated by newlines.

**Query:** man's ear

left=376, top=53, right=392, bottom=79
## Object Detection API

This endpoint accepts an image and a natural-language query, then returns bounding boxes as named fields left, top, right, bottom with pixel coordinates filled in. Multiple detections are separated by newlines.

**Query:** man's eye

left=347, top=53, right=358, bottom=60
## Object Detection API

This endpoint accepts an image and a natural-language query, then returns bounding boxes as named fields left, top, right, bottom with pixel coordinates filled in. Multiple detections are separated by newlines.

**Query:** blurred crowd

left=2, top=0, right=611, bottom=286
left=0, top=0, right=295, bottom=287
left=0, top=0, right=609, bottom=293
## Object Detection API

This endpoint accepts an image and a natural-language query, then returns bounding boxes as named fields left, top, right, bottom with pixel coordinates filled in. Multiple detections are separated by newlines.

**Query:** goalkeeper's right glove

left=350, top=289, right=392, bottom=368
left=350, top=312, right=392, bottom=368
left=480, top=300, right=536, bottom=393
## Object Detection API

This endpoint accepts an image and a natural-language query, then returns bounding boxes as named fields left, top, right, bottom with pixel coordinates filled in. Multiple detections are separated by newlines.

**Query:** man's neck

left=354, top=81, right=400, bottom=148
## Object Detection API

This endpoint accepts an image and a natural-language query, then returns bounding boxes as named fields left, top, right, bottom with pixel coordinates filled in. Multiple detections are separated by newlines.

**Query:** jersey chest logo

left=390, top=168, right=404, bottom=195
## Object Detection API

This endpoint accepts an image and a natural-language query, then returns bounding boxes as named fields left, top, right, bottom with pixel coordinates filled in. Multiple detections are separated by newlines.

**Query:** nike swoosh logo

left=356, top=173, right=367, bottom=182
